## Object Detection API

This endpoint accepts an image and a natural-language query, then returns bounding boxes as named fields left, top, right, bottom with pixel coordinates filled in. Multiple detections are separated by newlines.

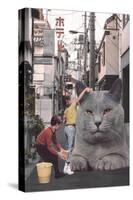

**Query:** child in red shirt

left=36, top=115, right=67, bottom=178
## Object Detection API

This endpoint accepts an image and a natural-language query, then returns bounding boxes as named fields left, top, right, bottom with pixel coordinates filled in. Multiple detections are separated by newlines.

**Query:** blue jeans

left=64, top=125, right=76, bottom=162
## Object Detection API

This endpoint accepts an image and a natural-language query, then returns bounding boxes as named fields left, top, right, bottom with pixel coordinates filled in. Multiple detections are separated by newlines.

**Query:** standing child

left=63, top=86, right=92, bottom=175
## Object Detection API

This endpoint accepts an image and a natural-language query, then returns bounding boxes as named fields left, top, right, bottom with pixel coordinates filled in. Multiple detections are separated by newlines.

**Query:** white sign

left=44, top=29, right=55, bottom=56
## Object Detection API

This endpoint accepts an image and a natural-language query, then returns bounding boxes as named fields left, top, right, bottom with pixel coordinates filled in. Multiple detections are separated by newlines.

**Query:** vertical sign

left=55, top=17, right=65, bottom=51
left=44, top=29, right=55, bottom=56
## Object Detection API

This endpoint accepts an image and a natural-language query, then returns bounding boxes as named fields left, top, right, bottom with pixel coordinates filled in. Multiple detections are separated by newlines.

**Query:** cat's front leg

left=94, top=154, right=128, bottom=170
left=70, top=154, right=88, bottom=171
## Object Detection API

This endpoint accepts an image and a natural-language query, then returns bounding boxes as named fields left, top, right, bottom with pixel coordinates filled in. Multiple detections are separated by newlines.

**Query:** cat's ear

left=107, top=78, right=122, bottom=102
left=75, top=80, right=88, bottom=103
left=75, top=80, right=87, bottom=96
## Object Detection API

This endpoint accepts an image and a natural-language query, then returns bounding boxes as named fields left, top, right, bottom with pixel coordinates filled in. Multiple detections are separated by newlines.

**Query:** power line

left=48, top=11, right=81, bottom=16
left=95, top=18, right=104, bottom=30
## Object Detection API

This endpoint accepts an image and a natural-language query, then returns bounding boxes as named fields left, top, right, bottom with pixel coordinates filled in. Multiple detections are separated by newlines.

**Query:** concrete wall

left=33, top=59, right=56, bottom=123
left=98, top=31, right=119, bottom=81
left=120, top=21, right=130, bottom=56
left=106, top=32, right=119, bottom=75
left=33, top=62, right=55, bottom=95
left=35, top=98, right=53, bottom=126
left=34, top=46, right=44, bottom=55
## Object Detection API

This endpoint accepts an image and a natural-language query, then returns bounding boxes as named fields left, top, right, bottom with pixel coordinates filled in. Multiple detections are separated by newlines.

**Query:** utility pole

left=46, top=9, right=51, bottom=22
left=89, top=12, right=95, bottom=89
left=84, top=11, right=88, bottom=84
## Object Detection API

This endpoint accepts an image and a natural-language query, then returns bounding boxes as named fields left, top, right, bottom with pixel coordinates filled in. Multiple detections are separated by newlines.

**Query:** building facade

left=97, top=14, right=120, bottom=90
left=19, top=8, right=40, bottom=155
left=96, top=14, right=130, bottom=123
left=33, top=10, right=66, bottom=125
left=119, top=14, right=130, bottom=123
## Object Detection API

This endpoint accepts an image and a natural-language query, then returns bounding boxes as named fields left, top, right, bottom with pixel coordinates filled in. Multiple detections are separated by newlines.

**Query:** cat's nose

left=95, top=122, right=101, bottom=128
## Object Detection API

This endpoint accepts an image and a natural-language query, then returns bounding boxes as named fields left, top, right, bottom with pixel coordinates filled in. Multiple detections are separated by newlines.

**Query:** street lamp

left=69, top=30, right=84, bottom=34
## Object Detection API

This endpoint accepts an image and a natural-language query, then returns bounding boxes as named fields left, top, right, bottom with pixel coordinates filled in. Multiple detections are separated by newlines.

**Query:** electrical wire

left=48, top=10, right=82, bottom=16
left=95, top=18, right=104, bottom=30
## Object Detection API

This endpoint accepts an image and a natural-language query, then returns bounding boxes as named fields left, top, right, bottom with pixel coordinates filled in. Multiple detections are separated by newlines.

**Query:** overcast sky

left=44, top=9, right=112, bottom=42
left=43, top=9, right=112, bottom=61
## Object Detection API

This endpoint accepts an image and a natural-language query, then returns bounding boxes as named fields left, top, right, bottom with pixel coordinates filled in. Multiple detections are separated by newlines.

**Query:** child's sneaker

left=63, top=163, right=74, bottom=175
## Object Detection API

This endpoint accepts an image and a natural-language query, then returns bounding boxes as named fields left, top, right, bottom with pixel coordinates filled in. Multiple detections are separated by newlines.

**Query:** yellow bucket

left=36, top=162, right=53, bottom=183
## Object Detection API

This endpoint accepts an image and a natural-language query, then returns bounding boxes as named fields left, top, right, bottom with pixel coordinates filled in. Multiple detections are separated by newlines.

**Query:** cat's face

left=78, top=90, right=124, bottom=144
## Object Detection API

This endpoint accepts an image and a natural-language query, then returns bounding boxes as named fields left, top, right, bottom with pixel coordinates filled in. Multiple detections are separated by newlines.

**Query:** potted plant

left=27, top=114, right=44, bottom=138
left=31, top=143, right=36, bottom=153
left=28, top=153, right=33, bottom=163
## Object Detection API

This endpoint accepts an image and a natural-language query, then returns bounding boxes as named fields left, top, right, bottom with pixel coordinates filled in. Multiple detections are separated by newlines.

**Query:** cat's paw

left=95, top=155, right=128, bottom=170
left=70, top=155, right=88, bottom=171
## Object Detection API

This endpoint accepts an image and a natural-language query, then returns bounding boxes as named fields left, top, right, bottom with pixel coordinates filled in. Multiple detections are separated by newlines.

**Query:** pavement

left=25, top=167, right=129, bottom=192
left=25, top=125, right=129, bottom=192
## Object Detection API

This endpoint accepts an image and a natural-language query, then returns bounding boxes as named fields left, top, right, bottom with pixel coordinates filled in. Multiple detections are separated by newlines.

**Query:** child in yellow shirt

left=63, top=87, right=92, bottom=175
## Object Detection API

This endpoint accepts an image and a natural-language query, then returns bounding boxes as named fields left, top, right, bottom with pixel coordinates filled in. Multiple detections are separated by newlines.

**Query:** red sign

left=55, top=17, right=64, bottom=51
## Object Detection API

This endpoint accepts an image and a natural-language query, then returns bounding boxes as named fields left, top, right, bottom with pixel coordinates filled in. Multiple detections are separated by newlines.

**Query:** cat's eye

left=103, top=108, right=112, bottom=115
left=86, top=109, right=93, bottom=114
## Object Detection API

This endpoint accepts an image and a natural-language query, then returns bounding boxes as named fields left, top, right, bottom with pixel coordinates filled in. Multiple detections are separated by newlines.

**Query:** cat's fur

left=71, top=79, right=129, bottom=171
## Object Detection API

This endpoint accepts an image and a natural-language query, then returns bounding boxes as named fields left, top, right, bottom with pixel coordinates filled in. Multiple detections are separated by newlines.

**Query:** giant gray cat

left=70, top=79, right=129, bottom=171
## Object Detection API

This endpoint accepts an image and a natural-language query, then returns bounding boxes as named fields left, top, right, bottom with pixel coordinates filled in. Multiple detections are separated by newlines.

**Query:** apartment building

left=97, top=14, right=120, bottom=90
